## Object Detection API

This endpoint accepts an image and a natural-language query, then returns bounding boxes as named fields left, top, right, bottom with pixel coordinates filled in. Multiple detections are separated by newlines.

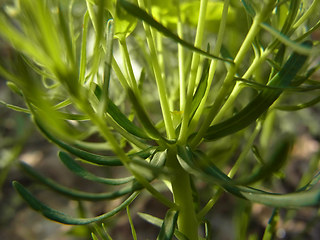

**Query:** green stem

left=189, top=0, right=230, bottom=131
left=167, top=149, right=199, bottom=240
left=176, top=2, right=186, bottom=111
left=119, top=39, right=140, bottom=95
left=79, top=11, right=89, bottom=85
left=190, top=1, right=275, bottom=147
left=211, top=48, right=272, bottom=124
left=178, top=0, right=208, bottom=143
left=137, top=0, right=176, bottom=139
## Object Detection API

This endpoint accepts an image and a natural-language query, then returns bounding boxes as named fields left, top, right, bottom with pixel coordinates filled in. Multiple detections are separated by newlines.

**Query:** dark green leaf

left=127, top=89, right=167, bottom=142
left=261, top=23, right=317, bottom=55
left=37, top=121, right=156, bottom=166
left=190, top=58, right=210, bottom=118
left=118, top=0, right=233, bottom=64
left=107, top=97, right=151, bottom=139
left=158, top=209, right=179, bottom=240
left=19, top=161, right=143, bottom=201
left=59, top=152, right=134, bottom=185
left=176, top=145, right=320, bottom=207
left=94, top=84, right=151, bottom=140
left=13, top=181, right=138, bottom=225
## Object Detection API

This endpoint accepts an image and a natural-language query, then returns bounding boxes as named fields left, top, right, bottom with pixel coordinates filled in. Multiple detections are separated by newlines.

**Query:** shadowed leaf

left=59, top=152, right=134, bottom=185
left=158, top=209, right=179, bottom=240
left=13, top=181, right=138, bottom=225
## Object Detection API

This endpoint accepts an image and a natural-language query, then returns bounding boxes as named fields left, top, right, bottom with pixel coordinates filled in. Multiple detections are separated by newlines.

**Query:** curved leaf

left=13, top=181, right=138, bottom=225
left=107, top=97, right=150, bottom=139
left=94, top=84, right=151, bottom=140
left=261, top=23, right=318, bottom=55
left=177, top=145, right=320, bottom=208
left=275, top=95, right=320, bottom=111
left=158, top=209, right=179, bottom=240
left=127, top=89, right=168, bottom=142
left=19, top=161, right=143, bottom=201
left=190, top=58, right=210, bottom=119
left=37, top=121, right=156, bottom=166
left=59, top=151, right=134, bottom=185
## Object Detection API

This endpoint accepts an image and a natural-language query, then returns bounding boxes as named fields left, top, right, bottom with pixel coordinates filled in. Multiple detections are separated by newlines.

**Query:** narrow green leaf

left=118, top=0, right=233, bottom=64
left=177, top=145, right=320, bottom=207
left=138, top=212, right=162, bottom=227
left=127, top=89, right=166, bottom=142
left=92, top=223, right=113, bottom=240
left=262, top=209, right=279, bottom=240
left=13, top=181, right=138, bottom=225
left=59, top=152, right=134, bottom=185
left=176, top=146, right=243, bottom=198
left=106, top=97, right=151, bottom=139
left=98, top=19, right=114, bottom=115
left=190, top=58, right=210, bottom=118
left=261, top=23, right=318, bottom=55
left=276, top=95, right=320, bottom=111
left=298, top=171, right=320, bottom=191
left=94, top=84, right=151, bottom=140
left=157, top=209, right=179, bottom=240
left=126, top=206, right=137, bottom=240
left=19, top=161, right=143, bottom=201
left=79, top=11, right=89, bottom=84
left=37, top=122, right=155, bottom=166
left=204, top=43, right=310, bottom=141
left=0, top=100, right=89, bottom=120
left=57, top=3, right=75, bottom=68
left=241, top=188, right=320, bottom=208
left=241, top=0, right=256, bottom=17
left=0, top=101, right=30, bottom=114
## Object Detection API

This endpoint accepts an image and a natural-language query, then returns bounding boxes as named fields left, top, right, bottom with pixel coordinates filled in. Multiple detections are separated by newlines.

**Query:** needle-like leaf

left=13, top=181, right=138, bottom=225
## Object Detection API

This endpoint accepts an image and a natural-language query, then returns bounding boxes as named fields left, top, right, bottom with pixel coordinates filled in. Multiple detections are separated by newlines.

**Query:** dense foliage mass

left=1, top=0, right=320, bottom=239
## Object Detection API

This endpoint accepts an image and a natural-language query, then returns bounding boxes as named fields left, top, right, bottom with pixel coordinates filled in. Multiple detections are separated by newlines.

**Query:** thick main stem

left=167, top=149, right=199, bottom=240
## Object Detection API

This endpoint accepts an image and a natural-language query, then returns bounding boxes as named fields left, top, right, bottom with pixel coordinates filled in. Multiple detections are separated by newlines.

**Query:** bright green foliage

left=1, top=0, right=320, bottom=239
